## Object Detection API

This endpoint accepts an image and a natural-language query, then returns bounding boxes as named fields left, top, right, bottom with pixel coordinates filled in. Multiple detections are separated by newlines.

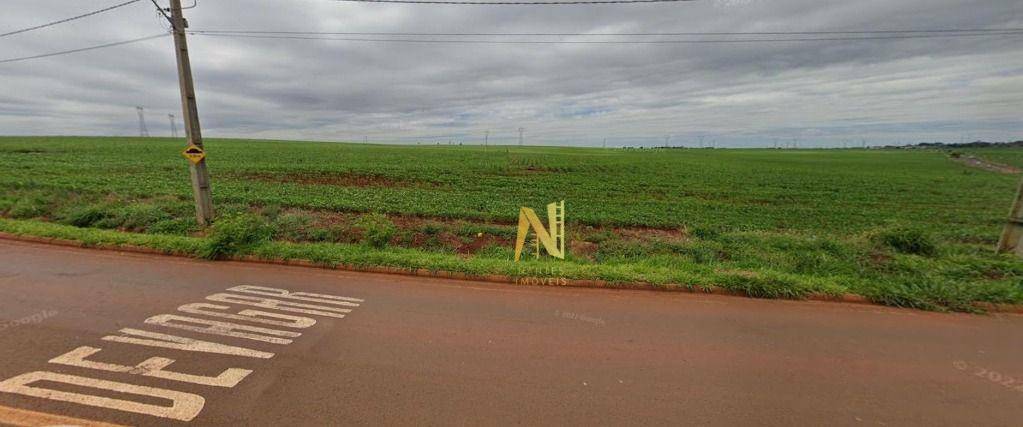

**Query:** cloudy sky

left=1, top=0, right=1021, bottom=147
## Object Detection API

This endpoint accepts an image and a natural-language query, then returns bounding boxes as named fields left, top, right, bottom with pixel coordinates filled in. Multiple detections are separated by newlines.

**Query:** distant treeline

left=893, top=140, right=1023, bottom=149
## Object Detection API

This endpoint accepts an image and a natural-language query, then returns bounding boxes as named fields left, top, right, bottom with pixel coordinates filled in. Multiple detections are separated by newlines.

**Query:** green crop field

left=2, top=136, right=1022, bottom=312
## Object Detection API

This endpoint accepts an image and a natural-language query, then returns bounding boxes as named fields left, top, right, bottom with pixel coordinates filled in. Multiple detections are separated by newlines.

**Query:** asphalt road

left=0, top=239, right=1021, bottom=426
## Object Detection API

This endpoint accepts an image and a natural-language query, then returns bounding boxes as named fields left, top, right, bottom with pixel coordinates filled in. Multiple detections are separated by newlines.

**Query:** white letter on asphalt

left=179, top=303, right=316, bottom=329
left=228, top=285, right=364, bottom=306
left=207, top=293, right=351, bottom=319
left=102, top=329, right=274, bottom=359
left=0, top=371, right=204, bottom=422
left=145, top=314, right=299, bottom=345
left=50, top=346, right=252, bottom=388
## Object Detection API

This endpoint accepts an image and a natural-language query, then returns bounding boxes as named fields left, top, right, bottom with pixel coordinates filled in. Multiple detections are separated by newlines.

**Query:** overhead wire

left=190, top=28, right=1023, bottom=37
left=0, top=33, right=170, bottom=65
left=187, top=30, right=1023, bottom=44
left=333, top=0, right=698, bottom=4
left=0, top=0, right=143, bottom=38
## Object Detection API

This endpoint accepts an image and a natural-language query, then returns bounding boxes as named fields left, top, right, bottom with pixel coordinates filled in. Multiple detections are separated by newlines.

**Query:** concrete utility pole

left=169, top=0, right=213, bottom=225
left=168, top=114, right=178, bottom=138
left=998, top=181, right=1023, bottom=255
left=484, top=130, right=489, bottom=152
left=518, top=127, right=524, bottom=146
left=136, top=106, right=149, bottom=137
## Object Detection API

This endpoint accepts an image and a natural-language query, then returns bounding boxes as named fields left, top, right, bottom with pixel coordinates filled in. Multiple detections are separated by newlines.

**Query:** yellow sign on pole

left=181, top=144, right=206, bottom=165
left=514, top=201, right=566, bottom=262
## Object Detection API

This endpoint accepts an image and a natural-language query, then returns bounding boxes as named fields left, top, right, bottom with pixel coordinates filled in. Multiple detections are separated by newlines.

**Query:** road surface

left=0, top=239, right=1021, bottom=426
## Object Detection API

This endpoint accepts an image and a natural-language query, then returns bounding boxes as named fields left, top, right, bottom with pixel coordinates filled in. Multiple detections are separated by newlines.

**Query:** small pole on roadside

left=998, top=181, right=1023, bottom=256
left=167, top=0, right=214, bottom=225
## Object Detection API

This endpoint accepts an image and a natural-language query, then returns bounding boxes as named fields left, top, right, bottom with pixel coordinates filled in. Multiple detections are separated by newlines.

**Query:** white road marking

left=101, top=327, right=274, bottom=358
left=102, top=328, right=275, bottom=359
left=50, top=346, right=252, bottom=388
left=0, top=285, right=365, bottom=423
left=144, top=314, right=300, bottom=345
left=207, top=293, right=351, bottom=319
left=178, top=303, right=316, bottom=329
left=0, top=371, right=204, bottom=422
left=229, top=285, right=365, bottom=305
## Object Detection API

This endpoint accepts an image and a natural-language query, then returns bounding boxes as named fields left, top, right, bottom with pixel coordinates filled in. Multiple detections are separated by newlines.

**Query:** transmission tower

left=136, top=106, right=149, bottom=137
left=168, top=114, right=178, bottom=138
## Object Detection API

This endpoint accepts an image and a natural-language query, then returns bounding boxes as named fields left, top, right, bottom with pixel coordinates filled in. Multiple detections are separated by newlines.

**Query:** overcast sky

left=0, top=0, right=1021, bottom=147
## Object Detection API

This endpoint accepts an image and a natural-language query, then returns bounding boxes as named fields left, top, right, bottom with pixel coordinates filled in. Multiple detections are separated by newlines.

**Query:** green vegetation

left=1, top=136, right=1022, bottom=312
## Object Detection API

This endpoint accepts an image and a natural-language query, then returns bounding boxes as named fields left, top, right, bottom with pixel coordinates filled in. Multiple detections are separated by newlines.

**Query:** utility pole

left=484, top=130, right=489, bottom=152
left=168, top=114, right=178, bottom=138
left=664, top=135, right=670, bottom=147
left=518, top=127, right=524, bottom=147
left=999, top=181, right=1023, bottom=256
left=603, top=138, right=607, bottom=149
left=136, top=106, right=149, bottom=137
left=168, top=0, right=213, bottom=225
left=698, top=136, right=705, bottom=149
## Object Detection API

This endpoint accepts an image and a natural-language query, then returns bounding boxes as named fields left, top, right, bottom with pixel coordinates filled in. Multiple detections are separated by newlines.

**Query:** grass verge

left=2, top=217, right=1019, bottom=313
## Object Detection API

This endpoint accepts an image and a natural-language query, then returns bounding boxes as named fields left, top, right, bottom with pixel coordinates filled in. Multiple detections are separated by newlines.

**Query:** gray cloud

left=0, top=0, right=1020, bottom=147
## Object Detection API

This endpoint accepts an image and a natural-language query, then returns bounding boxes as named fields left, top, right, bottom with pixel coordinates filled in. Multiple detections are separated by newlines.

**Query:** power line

left=148, top=0, right=173, bottom=23
left=0, top=33, right=170, bottom=65
left=0, top=0, right=142, bottom=39
left=334, top=0, right=696, bottom=4
left=188, top=30, right=1023, bottom=45
left=191, top=28, right=1023, bottom=37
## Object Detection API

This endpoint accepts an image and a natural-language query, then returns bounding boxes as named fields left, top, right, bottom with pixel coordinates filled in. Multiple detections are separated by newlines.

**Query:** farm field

left=1, top=136, right=1022, bottom=312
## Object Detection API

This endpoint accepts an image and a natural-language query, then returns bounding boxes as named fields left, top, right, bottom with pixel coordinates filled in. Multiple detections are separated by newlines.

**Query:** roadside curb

left=2, top=232, right=1021, bottom=314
